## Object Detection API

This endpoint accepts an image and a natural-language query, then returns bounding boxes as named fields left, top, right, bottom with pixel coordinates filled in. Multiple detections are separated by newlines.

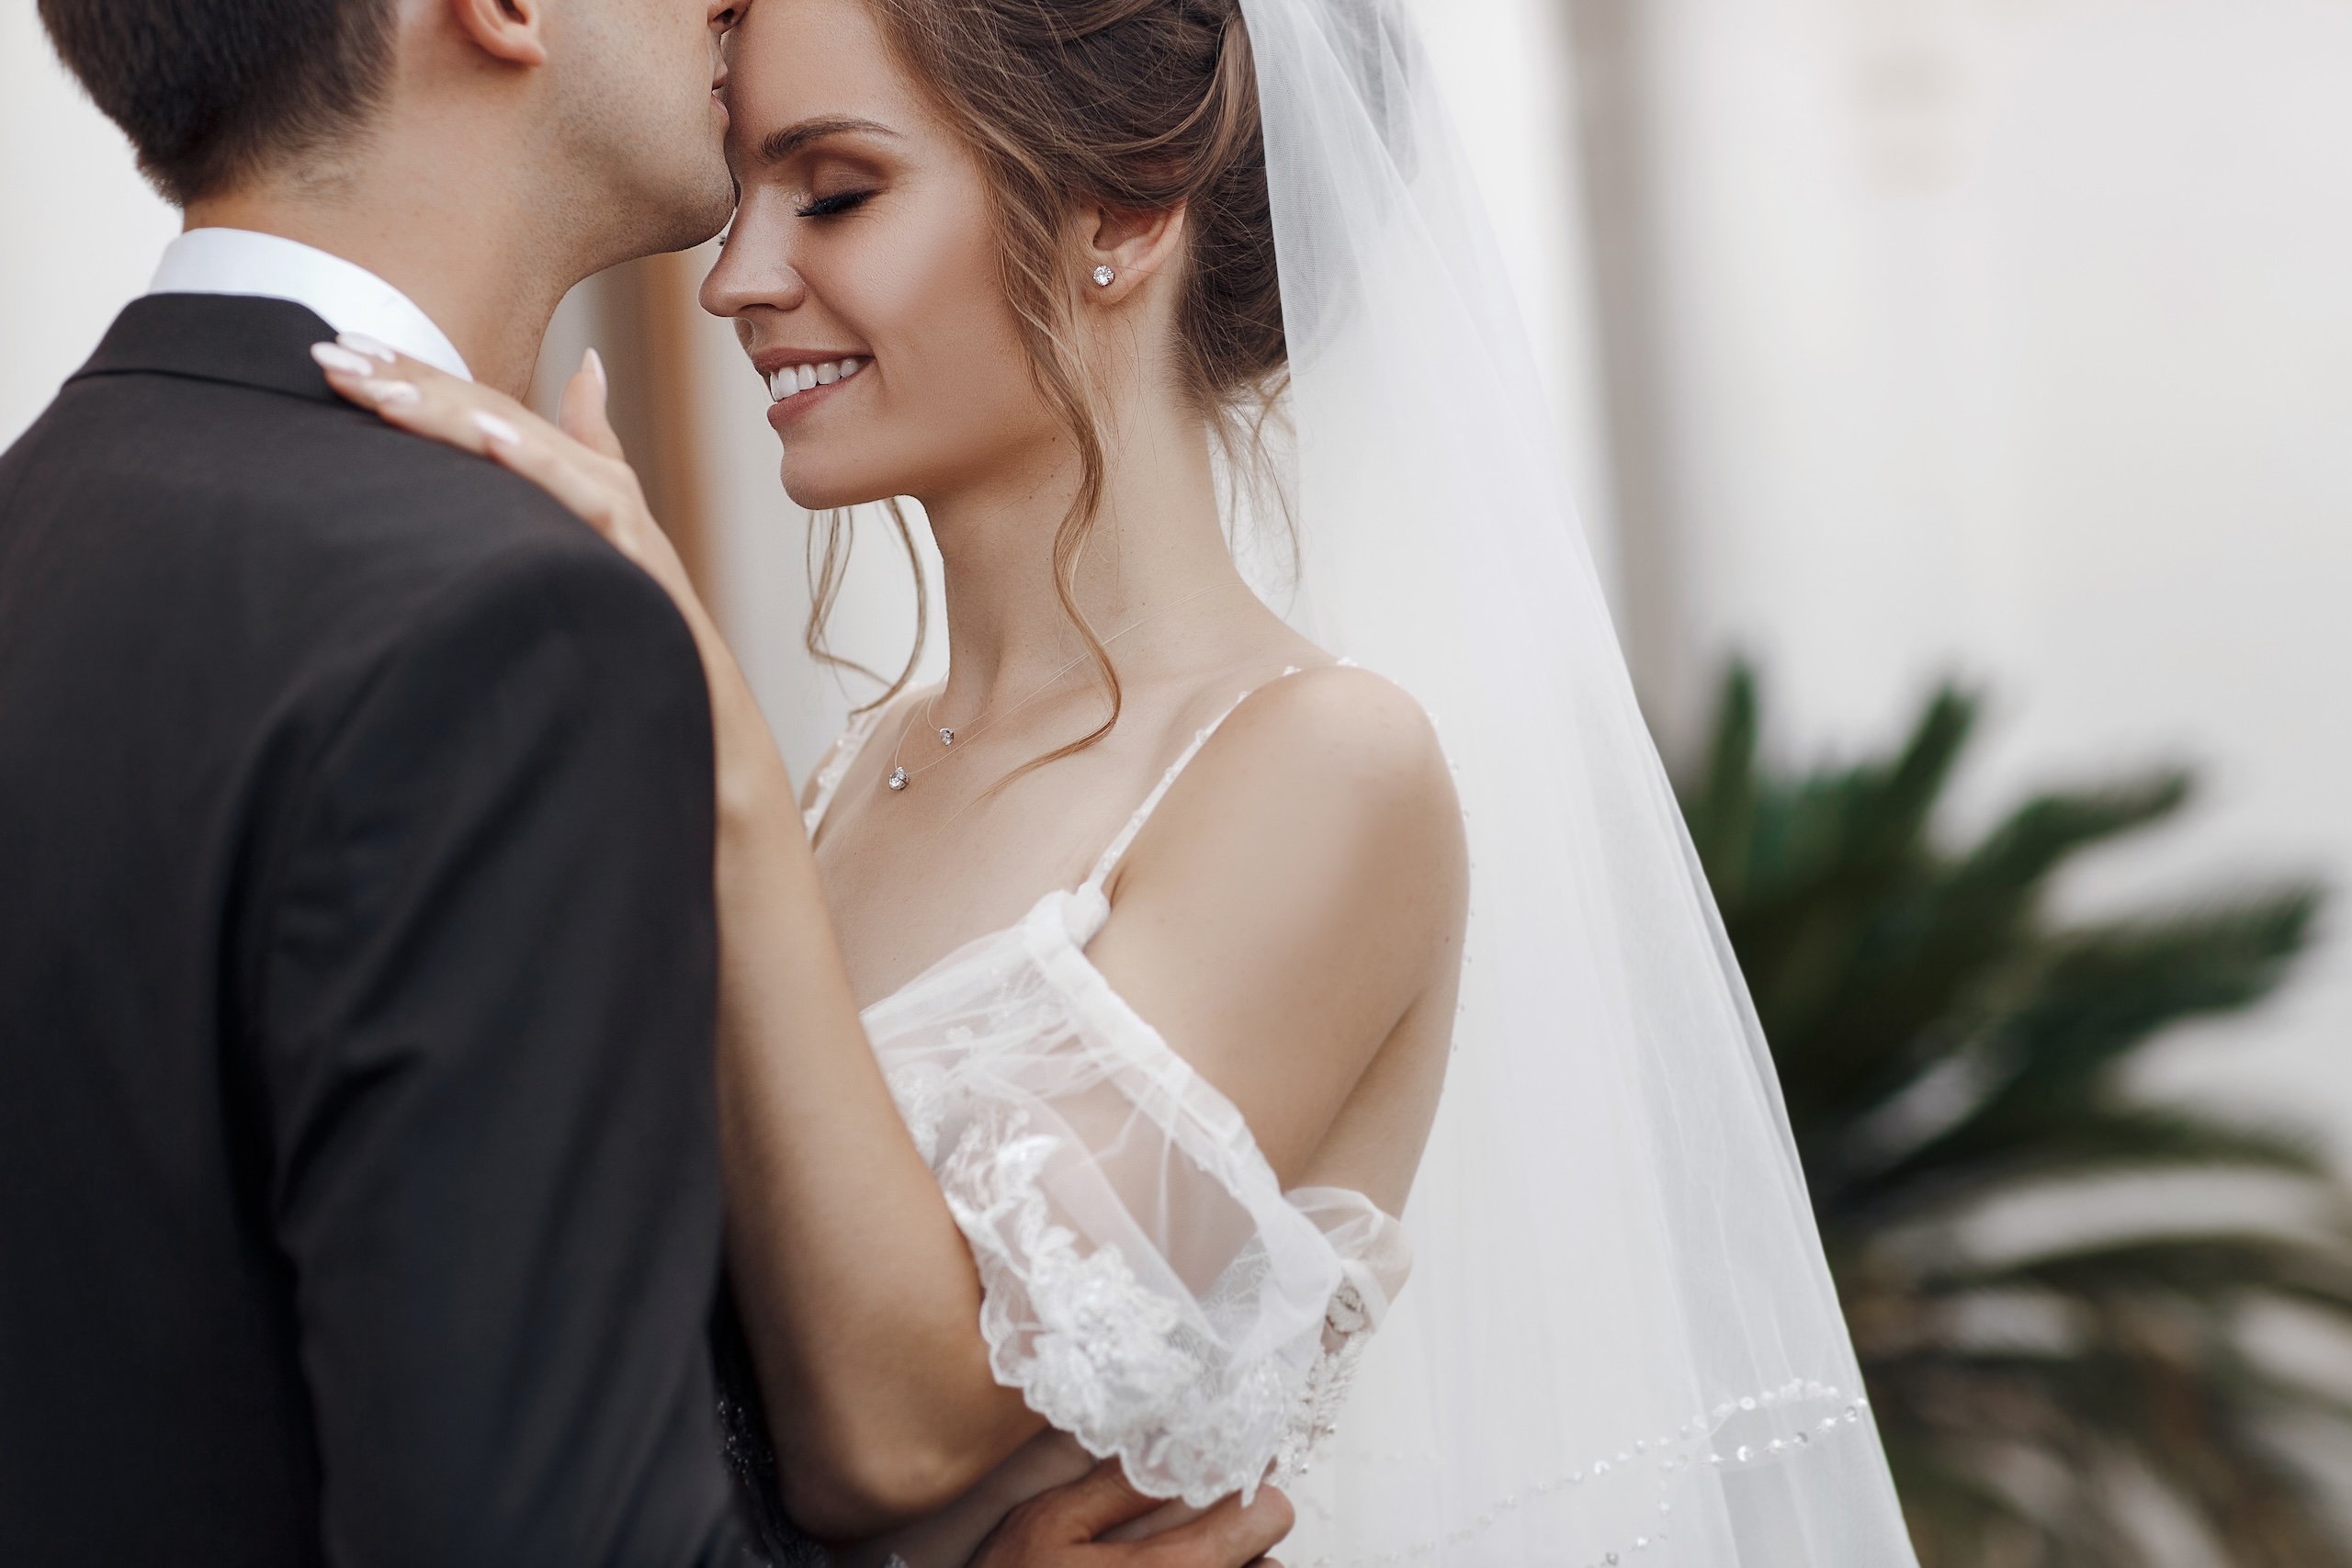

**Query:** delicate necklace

left=883, top=585, right=1218, bottom=795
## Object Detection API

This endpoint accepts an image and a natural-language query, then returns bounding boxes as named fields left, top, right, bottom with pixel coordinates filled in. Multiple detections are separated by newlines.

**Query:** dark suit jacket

left=0, top=294, right=749, bottom=1566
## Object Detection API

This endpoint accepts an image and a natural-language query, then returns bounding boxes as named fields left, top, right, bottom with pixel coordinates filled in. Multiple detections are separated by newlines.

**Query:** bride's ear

left=1080, top=204, right=1189, bottom=302
left=446, top=0, right=550, bottom=69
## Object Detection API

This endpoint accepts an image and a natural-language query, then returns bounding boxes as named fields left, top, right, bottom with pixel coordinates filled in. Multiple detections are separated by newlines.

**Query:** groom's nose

left=708, top=1, right=747, bottom=38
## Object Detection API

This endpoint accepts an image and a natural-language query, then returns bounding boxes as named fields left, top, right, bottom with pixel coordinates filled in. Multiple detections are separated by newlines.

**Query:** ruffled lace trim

left=934, top=1098, right=1305, bottom=1508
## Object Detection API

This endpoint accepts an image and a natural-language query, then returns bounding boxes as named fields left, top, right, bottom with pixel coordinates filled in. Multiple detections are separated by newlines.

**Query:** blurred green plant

left=1679, top=664, right=2351, bottom=1568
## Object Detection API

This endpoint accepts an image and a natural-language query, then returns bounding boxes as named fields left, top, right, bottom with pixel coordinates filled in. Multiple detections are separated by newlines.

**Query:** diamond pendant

left=887, top=767, right=908, bottom=792
left=938, top=728, right=956, bottom=747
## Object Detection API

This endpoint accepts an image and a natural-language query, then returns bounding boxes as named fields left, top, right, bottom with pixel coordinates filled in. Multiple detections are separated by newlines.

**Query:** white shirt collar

left=147, top=228, right=473, bottom=382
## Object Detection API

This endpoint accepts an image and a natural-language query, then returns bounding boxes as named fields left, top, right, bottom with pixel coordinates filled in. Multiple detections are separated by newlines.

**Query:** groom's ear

left=447, top=0, right=551, bottom=68
left=1081, top=204, right=1190, bottom=303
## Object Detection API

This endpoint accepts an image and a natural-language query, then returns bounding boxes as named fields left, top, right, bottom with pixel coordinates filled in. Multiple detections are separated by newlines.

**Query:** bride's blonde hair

left=811, top=0, right=1289, bottom=767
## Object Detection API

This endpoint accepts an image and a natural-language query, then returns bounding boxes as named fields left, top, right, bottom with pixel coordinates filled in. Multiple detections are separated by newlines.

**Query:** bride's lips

left=753, top=349, right=871, bottom=431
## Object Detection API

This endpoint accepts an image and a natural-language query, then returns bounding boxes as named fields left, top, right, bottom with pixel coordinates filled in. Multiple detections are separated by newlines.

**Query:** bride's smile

left=757, top=351, right=869, bottom=426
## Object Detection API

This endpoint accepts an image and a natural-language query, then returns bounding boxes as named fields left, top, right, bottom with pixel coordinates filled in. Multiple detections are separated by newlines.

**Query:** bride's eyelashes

left=796, top=188, right=876, bottom=220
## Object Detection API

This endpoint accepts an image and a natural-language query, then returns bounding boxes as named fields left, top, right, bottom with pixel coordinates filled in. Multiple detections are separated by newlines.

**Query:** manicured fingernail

left=311, top=343, right=375, bottom=376
left=357, top=378, right=420, bottom=406
left=582, top=346, right=607, bottom=394
left=471, top=410, right=522, bottom=448
left=337, top=332, right=401, bottom=365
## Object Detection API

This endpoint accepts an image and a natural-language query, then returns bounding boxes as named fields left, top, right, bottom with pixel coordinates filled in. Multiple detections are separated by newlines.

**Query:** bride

left=315, top=0, right=1918, bottom=1564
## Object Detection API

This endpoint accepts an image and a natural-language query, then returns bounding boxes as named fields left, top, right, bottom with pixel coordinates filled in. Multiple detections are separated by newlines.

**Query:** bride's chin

left=779, top=468, right=893, bottom=514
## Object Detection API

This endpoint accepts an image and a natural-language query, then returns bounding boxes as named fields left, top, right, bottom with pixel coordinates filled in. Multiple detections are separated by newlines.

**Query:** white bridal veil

left=1231, top=0, right=1920, bottom=1562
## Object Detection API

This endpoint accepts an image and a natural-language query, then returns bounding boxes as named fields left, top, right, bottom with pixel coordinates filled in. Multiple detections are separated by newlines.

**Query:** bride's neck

left=921, top=405, right=1242, bottom=722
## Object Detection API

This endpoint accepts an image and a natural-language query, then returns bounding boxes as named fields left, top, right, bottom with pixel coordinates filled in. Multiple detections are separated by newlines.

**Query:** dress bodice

left=797, top=671, right=1413, bottom=1566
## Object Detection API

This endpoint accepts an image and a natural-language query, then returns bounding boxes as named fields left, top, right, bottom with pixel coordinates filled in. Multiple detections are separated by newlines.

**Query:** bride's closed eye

left=797, top=189, right=876, bottom=220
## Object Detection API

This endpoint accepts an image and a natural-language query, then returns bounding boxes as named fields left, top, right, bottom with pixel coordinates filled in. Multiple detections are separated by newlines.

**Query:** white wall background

left=0, top=9, right=179, bottom=446
left=1614, top=0, right=2352, bottom=1153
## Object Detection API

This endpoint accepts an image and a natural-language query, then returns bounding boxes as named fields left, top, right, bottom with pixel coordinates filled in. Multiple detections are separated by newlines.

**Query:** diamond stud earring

left=1091, top=265, right=1116, bottom=288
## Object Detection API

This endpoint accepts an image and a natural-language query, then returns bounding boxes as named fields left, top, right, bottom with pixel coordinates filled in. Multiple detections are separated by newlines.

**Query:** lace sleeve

left=866, top=888, right=1357, bottom=1508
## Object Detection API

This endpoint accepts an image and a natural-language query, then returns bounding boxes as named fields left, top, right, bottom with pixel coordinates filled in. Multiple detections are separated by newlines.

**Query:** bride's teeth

left=766, top=358, right=866, bottom=401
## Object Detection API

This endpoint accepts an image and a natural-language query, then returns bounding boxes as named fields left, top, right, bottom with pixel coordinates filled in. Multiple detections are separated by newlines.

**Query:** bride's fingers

left=311, top=338, right=550, bottom=455
left=559, top=347, right=628, bottom=462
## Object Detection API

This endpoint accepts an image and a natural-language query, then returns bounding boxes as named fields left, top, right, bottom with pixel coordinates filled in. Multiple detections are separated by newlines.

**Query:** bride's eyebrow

left=757, top=115, right=900, bottom=165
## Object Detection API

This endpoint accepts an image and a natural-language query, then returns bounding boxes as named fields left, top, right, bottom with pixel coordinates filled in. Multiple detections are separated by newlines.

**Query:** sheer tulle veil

left=1228, top=1, right=1919, bottom=1562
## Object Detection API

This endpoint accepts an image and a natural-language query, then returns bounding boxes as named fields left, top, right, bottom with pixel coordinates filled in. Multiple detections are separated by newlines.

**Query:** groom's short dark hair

left=40, top=0, right=401, bottom=207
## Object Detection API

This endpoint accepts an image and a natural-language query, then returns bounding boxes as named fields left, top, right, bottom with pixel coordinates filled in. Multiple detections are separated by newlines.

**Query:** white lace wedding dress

left=804, top=672, right=1415, bottom=1568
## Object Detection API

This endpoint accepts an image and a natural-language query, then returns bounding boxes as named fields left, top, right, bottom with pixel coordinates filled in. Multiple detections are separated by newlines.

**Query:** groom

left=0, top=2, right=1292, bottom=1565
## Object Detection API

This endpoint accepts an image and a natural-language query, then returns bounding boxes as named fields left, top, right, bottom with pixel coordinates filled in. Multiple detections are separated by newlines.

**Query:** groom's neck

left=187, top=155, right=596, bottom=399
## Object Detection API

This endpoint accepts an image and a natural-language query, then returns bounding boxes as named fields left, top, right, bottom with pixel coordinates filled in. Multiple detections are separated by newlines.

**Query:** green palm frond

left=1934, top=1232, right=2352, bottom=1315
left=1675, top=661, right=2346, bottom=1566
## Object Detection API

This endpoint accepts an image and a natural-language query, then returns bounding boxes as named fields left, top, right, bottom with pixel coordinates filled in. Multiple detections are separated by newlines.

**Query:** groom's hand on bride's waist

left=966, top=1461, right=1292, bottom=1568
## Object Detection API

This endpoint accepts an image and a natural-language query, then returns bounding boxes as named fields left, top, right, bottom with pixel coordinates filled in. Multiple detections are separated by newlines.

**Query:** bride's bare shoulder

left=1140, top=660, right=1465, bottom=908
left=1233, top=662, right=1453, bottom=804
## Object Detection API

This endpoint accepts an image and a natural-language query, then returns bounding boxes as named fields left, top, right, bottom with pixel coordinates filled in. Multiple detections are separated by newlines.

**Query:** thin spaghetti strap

left=801, top=705, right=889, bottom=834
left=1082, top=662, right=1346, bottom=893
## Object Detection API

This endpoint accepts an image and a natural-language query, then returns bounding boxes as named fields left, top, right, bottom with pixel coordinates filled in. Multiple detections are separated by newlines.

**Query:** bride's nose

left=699, top=216, right=808, bottom=321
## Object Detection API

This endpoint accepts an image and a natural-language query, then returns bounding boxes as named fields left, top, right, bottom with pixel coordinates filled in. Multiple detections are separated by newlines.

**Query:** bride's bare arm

left=710, top=714, right=1066, bottom=1532
left=311, top=346, right=1045, bottom=1535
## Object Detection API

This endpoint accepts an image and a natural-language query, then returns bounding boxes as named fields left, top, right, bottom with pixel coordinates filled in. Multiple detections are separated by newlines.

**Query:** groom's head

left=41, top=0, right=742, bottom=252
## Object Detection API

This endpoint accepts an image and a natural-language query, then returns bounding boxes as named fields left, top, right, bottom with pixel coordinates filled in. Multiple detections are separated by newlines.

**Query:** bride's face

left=701, top=0, right=1061, bottom=511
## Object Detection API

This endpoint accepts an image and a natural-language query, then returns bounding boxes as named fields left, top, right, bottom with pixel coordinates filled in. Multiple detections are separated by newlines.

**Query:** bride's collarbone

left=815, top=660, right=1354, bottom=995
left=816, top=778, right=1126, bottom=1002
left=822, top=680, right=1216, bottom=854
